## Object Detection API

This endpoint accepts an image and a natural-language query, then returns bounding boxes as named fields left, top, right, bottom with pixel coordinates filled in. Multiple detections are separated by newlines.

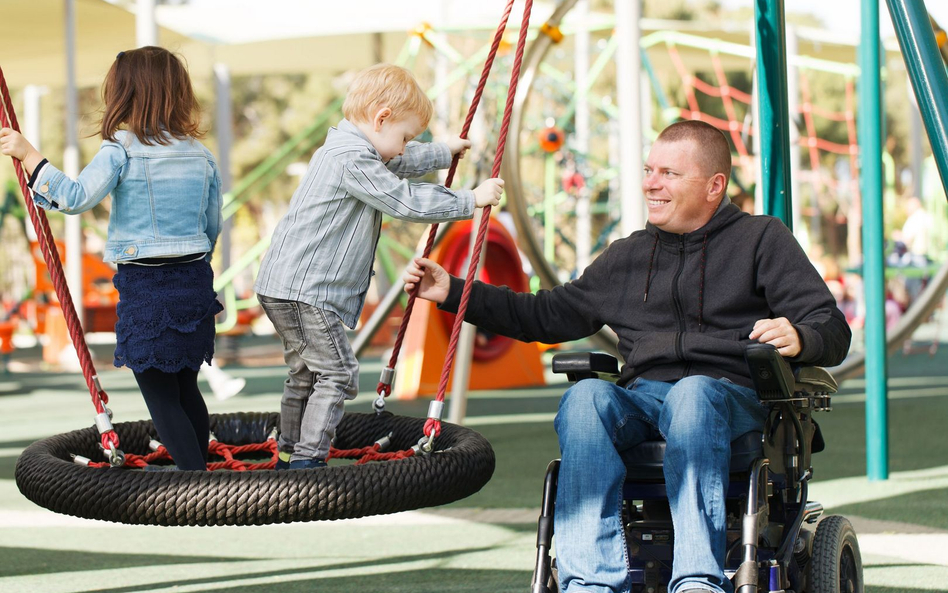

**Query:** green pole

left=754, top=0, right=793, bottom=228
left=885, top=0, right=948, bottom=201
left=859, top=0, right=889, bottom=481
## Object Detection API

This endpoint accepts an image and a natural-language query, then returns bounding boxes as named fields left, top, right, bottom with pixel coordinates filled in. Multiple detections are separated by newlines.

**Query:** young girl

left=0, top=46, right=223, bottom=471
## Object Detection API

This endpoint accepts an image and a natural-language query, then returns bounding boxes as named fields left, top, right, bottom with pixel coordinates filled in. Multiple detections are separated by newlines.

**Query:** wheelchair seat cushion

left=619, top=431, right=763, bottom=480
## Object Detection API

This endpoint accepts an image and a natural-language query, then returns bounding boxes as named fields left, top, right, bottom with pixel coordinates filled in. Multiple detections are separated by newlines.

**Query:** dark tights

left=133, top=368, right=209, bottom=471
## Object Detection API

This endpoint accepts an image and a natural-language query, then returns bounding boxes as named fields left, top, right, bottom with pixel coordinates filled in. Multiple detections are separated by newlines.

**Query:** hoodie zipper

left=672, top=236, right=686, bottom=361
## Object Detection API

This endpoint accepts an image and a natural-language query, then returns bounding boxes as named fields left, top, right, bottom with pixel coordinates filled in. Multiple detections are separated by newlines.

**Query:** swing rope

left=0, top=66, right=123, bottom=466
left=377, top=1, right=535, bottom=447
left=425, top=0, right=535, bottom=442
left=376, top=0, right=518, bottom=404
left=3, top=0, right=533, bottom=470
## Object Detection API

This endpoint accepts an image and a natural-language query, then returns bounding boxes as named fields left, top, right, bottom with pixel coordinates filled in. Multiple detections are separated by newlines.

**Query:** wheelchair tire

left=809, top=515, right=863, bottom=593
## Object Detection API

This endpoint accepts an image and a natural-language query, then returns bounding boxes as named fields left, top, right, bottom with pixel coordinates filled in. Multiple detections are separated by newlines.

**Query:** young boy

left=255, top=64, right=504, bottom=469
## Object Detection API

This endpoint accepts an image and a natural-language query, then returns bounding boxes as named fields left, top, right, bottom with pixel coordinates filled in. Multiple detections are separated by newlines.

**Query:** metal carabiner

left=108, top=443, right=126, bottom=467
left=373, top=394, right=386, bottom=415
left=421, top=427, right=437, bottom=454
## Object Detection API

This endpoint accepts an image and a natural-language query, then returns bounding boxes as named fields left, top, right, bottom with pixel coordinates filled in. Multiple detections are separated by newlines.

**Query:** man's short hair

left=656, top=120, right=732, bottom=185
left=342, top=64, right=434, bottom=127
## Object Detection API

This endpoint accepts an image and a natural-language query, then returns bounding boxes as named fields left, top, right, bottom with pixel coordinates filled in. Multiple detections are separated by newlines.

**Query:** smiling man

left=403, top=119, right=851, bottom=593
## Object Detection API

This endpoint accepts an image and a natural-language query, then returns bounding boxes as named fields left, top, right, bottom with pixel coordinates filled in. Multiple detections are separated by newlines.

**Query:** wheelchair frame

left=531, top=344, right=863, bottom=593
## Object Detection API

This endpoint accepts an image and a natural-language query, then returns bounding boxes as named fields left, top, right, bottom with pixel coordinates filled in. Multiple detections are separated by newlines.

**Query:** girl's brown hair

left=100, top=46, right=203, bottom=145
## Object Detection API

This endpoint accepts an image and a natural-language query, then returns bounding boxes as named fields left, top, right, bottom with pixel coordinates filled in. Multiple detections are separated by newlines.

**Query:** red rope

left=378, top=0, right=518, bottom=399
left=87, top=440, right=412, bottom=470
left=0, top=67, right=120, bottom=455
left=425, top=0, right=534, bottom=440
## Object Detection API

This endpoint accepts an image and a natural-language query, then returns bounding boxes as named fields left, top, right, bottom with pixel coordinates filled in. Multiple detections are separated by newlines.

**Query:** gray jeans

left=258, top=295, right=359, bottom=461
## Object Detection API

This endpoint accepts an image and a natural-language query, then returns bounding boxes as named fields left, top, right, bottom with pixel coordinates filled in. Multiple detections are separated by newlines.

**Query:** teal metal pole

left=885, top=0, right=948, bottom=201
left=859, top=0, right=889, bottom=481
left=754, top=0, right=793, bottom=228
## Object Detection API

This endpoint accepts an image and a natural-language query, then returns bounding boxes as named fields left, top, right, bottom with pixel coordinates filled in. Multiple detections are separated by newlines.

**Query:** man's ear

left=707, top=172, right=727, bottom=202
left=373, top=107, right=393, bottom=132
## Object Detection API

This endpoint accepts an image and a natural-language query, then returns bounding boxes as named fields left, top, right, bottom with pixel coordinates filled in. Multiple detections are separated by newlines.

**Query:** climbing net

left=512, top=27, right=869, bottom=280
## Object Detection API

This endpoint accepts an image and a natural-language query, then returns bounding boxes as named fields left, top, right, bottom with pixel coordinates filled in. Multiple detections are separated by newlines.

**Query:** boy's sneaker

left=289, top=458, right=328, bottom=470
left=143, top=464, right=178, bottom=472
left=274, top=451, right=291, bottom=470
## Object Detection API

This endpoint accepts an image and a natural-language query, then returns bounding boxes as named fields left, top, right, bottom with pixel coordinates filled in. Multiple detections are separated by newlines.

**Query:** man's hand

left=749, top=317, right=802, bottom=357
left=445, top=136, right=472, bottom=158
left=0, top=128, right=43, bottom=175
left=403, top=257, right=450, bottom=304
left=473, top=178, right=504, bottom=208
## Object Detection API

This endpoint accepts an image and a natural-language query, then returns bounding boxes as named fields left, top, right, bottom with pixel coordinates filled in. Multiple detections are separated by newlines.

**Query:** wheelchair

left=531, top=344, right=863, bottom=593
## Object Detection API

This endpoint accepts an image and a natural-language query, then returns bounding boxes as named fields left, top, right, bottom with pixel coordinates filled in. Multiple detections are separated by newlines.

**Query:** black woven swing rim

left=15, top=411, right=495, bottom=526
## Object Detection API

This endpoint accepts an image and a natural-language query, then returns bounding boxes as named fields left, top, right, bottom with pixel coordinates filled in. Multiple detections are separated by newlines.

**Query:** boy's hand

left=473, top=177, right=504, bottom=208
left=404, top=257, right=450, bottom=304
left=446, top=136, right=472, bottom=158
left=0, top=128, right=43, bottom=175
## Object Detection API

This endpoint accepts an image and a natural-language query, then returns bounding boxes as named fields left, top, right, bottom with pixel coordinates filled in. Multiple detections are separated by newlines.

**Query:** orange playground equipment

left=393, top=218, right=547, bottom=399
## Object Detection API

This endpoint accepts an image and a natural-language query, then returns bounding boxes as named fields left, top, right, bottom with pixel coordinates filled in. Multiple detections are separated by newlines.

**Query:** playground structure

left=0, top=1, right=946, bottom=470
left=2, top=7, right=947, bottom=388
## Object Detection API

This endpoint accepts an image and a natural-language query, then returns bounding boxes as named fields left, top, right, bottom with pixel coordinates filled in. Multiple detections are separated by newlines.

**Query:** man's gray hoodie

left=441, top=203, right=852, bottom=389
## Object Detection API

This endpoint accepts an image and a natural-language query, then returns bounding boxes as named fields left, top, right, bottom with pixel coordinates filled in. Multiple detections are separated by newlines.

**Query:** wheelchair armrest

left=745, top=343, right=839, bottom=399
left=552, top=352, right=620, bottom=383
left=793, top=366, right=838, bottom=394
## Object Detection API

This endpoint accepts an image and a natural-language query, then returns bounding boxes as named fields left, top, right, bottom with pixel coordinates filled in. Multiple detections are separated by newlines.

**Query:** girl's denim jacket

left=29, top=130, right=222, bottom=263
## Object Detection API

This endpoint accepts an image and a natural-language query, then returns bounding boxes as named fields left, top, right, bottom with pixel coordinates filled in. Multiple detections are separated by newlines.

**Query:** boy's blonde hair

left=342, top=64, right=433, bottom=127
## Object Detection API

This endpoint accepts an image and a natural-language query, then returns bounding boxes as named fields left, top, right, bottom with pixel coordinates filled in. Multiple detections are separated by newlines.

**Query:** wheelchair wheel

left=809, top=515, right=863, bottom=593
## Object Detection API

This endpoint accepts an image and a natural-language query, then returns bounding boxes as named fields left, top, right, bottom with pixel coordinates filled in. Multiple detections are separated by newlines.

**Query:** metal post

left=574, top=0, right=591, bottom=273
left=22, top=86, right=45, bottom=242
left=885, top=0, right=948, bottom=201
left=64, top=0, right=83, bottom=332
left=136, top=0, right=158, bottom=47
left=616, top=0, right=644, bottom=235
left=215, top=65, right=233, bottom=274
left=860, top=0, right=889, bottom=481
left=909, top=88, right=924, bottom=200
left=754, top=0, right=793, bottom=227
left=785, top=26, right=804, bottom=245
left=448, top=209, right=486, bottom=425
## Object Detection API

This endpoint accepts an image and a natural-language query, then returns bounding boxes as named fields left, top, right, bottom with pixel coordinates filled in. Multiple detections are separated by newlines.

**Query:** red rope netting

left=665, top=42, right=860, bottom=198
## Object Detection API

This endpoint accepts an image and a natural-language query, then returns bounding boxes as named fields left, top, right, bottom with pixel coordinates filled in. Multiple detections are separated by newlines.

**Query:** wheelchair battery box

left=627, top=527, right=673, bottom=591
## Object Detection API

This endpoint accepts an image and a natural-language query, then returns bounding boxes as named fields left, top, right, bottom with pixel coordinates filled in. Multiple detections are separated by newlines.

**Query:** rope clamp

left=374, top=431, right=393, bottom=451
left=94, top=412, right=114, bottom=434
left=426, top=400, right=444, bottom=422
left=267, top=426, right=279, bottom=441
left=379, top=366, right=395, bottom=385
left=148, top=438, right=163, bottom=452
left=70, top=454, right=91, bottom=466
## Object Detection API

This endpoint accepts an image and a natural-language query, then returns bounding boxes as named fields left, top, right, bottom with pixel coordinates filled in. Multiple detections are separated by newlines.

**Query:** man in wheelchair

left=403, top=120, right=853, bottom=593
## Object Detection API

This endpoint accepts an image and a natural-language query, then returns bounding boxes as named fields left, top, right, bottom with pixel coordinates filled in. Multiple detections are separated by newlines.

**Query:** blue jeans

left=258, top=296, right=359, bottom=462
left=553, top=376, right=769, bottom=593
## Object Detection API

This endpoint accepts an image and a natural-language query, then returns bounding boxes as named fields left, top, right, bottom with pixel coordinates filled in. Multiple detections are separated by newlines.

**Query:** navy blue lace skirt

left=112, top=259, right=223, bottom=373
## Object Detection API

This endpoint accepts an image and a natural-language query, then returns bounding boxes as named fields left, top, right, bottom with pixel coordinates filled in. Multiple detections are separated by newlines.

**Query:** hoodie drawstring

left=698, top=231, right=709, bottom=329
left=643, top=231, right=710, bottom=331
left=643, top=232, right=659, bottom=302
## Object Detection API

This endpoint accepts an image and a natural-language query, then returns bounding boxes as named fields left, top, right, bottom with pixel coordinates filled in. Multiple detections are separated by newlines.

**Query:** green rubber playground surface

left=1, top=332, right=946, bottom=592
